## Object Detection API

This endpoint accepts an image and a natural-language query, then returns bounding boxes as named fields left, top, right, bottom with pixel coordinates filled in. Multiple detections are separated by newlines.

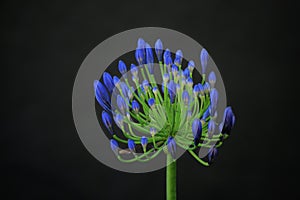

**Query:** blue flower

left=165, top=56, right=173, bottom=66
left=168, top=80, right=176, bottom=103
left=183, top=68, right=190, bottom=79
left=200, top=48, right=209, bottom=74
left=110, top=139, right=119, bottom=154
left=220, top=106, right=235, bottom=135
left=132, top=100, right=140, bottom=113
left=145, top=43, right=154, bottom=74
left=130, top=64, right=138, bottom=77
left=207, top=120, right=216, bottom=138
left=150, top=127, right=157, bottom=136
left=172, top=64, right=178, bottom=77
left=152, top=86, right=158, bottom=95
left=174, top=50, right=183, bottom=66
left=102, top=111, right=113, bottom=135
left=203, top=82, right=210, bottom=94
left=128, top=139, right=136, bottom=152
left=188, top=60, right=195, bottom=73
left=155, top=39, right=163, bottom=62
left=113, top=76, right=120, bottom=88
left=148, top=98, right=155, bottom=108
left=210, top=88, right=218, bottom=117
left=135, top=48, right=145, bottom=65
left=103, top=72, right=115, bottom=94
left=163, top=73, right=169, bottom=83
left=197, top=83, right=204, bottom=95
left=192, top=119, right=202, bottom=146
left=182, top=90, right=189, bottom=106
left=118, top=60, right=127, bottom=75
left=137, top=38, right=145, bottom=49
left=193, top=84, right=200, bottom=96
left=117, top=95, right=128, bottom=114
left=142, top=80, right=150, bottom=91
left=207, top=146, right=218, bottom=164
left=201, top=106, right=210, bottom=120
left=163, top=49, right=171, bottom=64
left=167, top=136, right=176, bottom=159
left=186, top=77, right=193, bottom=87
left=94, top=80, right=111, bottom=112
left=141, top=136, right=148, bottom=149
left=120, top=82, right=129, bottom=99
left=208, top=71, right=216, bottom=88
left=114, top=113, right=124, bottom=128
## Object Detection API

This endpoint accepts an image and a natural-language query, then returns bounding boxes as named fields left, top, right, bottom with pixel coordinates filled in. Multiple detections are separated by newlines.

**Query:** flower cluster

left=94, top=38, right=235, bottom=165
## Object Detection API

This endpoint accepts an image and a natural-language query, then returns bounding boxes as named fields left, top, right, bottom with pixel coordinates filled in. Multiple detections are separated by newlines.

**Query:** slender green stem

left=166, top=154, right=176, bottom=200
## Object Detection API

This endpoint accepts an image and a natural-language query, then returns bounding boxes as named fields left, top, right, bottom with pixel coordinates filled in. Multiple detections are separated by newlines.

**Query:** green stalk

left=166, top=154, right=176, bottom=200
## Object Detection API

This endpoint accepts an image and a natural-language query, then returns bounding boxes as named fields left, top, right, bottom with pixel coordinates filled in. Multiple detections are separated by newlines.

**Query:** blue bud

left=221, top=106, right=235, bottom=135
left=193, top=84, right=200, bottom=96
left=141, top=136, right=148, bottom=148
left=163, top=73, right=169, bottom=82
left=114, top=113, right=124, bottom=128
left=132, top=100, right=140, bottom=113
left=148, top=98, right=155, bottom=108
left=210, top=88, right=218, bottom=116
left=150, top=127, right=157, bottom=136
left=117, top=95, right=128, bottom=114
left=172, top=64, right=178, bottom=77
left=103, top=72, right=115, bottom=94
left=165, top=56, right=173, bottom=66
left=152, top=86, right=158, bottom=95
left=102, top=111, right=113, bottom=134
left=130, top=64, right=138, bottom=77
left=163, top=49, right=171, bottom=64
left=142, top=80, right=150, bottom=91
left=118, top=60, right=127, bottom=75
left=155, top=39, right=163, bottom=61
left=192, top=119, right=202, bottom=146
left=167, top=136, right=176, bottom=159
left=174, top=50, right=183, bottom=66
left=200, top=48, right=209, bottom=74
left=128, top=139, right=136, bottom=152
left=208, top=71, right=216, bottom=88
left=183, top=68, right=190, bottom=79
left=197, top=83, right=204, bottom=95
left=204, top=82, right=210, bottom=93
left=145, top=43, right=154, bottom=64
left=188, top=60, right=195, bottom=72
left=135, top=48, right=145, bottom=65
left=207, top=120, right=216, bottom=138
left=207, top=146, right=218, bottom=164
left=137, top=38, right=145, bottom=49
left=94, top=80, right=111, bottom=112
left=168, top=80, right=176, bottom=103
left=186, top=77, right=193, bottom=87
left=120, top=82, right=129, bottom=99
left=127, top=87, right=134, bottom=100
left=113, top=76, right=120, bottom=87
left=201, top=106, right=210, bottom=120
left=182, top=90, right=189, bottom=106
left=110, top=139, right=119, bottom=154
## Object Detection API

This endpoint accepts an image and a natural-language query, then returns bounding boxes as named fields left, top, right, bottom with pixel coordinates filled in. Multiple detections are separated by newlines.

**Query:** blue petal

left=200, top=48, right=209, bottom=74
left=102, top=111, right=113, bottom=135
left=155, top=39, right=163, bottom=61
left=103, top=72, right=115, bottom=94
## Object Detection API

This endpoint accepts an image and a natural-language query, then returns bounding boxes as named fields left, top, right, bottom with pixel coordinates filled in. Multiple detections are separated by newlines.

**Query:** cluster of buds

left=94, top=38, right=235, bottom=165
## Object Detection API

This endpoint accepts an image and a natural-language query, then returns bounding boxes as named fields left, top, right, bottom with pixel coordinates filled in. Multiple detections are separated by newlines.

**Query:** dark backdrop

left=2, top=0, right=298, bottom=199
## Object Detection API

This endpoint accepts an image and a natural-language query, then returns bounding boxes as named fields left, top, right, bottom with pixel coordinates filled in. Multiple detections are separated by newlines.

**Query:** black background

left=2, top=0, right=298, bottom=199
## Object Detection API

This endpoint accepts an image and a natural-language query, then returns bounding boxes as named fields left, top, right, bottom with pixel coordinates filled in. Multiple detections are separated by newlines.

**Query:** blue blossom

left=172, top=64, right=178, bottom=77
left=201, top=106, right=210, bottom=120
left=118, top=60, right=127, bottom=75
left=168, top=80, right=176, bottom=103
left=135, top=48, right=145, bottom=65
left=94, top=80, right=111, bottom=112
left=163, top=73, right=169, bottom=83
left=110, top=139, right=119, bottom=154
left=113, top=76, right=120, bottom=88
left=188, top=60, right=195, bottom=73
left=132, top=100, right=140, bottom=113
left=182, top=90, right=189, bottom=106
left=207, top=120, right=216, bottom=138
left=197, top=83, right=204, bottom=95
left=114, top=113, right=124, bottom=128
left=200, top=48, right=209, bottom=74
left=150, top=127, right=157, bottom=136
left=192, top=119, right=202, bottom=146
left=186, top=77, right=193, bottom=87
left=203, top=82, right=210, bottom=94
left=220, top=106, right=235, bottom=135
left=193, top=84, right=200, bottom=96
left=141, top=136, right=148, bottom=149
left=145, top=43, right=154, bottom=74
left=142, top=80, right=150, bottom=91
left=152, top=86, right=158, bottom=95
left=148, top=98, right=155, bottom=108
left=207, top=146, right=218, bottom=164
left=130, top=64, right=138, bottom=77
left=155, top=39, right=163, bottom=62
left=210, top=88, right=218, bottom=117
left=174, top=50, right=183, bottom=66
left=103, top=72, right=114, bottom=94
left=163, top=49, right=171, bottom=64
left=102, top=111, right=113, bottom=135
left=183, top=68, right=190, bottom=79
left=128, top=139, right=136, bottom=152
left=167, top=136, right=176, bottom=159
left=137, top=38, right=145, bottom=49
left=208, top=71, right=216, bottom=88
left=117, top=95, right=128, bottom=114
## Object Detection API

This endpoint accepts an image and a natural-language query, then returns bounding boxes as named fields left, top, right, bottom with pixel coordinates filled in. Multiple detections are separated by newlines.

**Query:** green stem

left=166, top=154, right=176, bottom=200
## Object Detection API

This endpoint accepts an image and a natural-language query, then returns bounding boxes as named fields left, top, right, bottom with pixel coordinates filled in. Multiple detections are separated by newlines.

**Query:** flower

left=94, top=38, right=236, bottom=167
left=128, top=139, right=136, bottom=152
left=167, top=136, right=176, bottom=159
left=192, top=119, right=202, bottom=146
left=155, top=39, right=163, bottom=62
left=102, top=111, right=113, bottom=135
left=200, top=48, right=209, bottom=74
left=220, top=106, right=235, bottom=135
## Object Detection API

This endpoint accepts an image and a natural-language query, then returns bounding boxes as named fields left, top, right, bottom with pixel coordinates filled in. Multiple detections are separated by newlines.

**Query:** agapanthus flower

left=94, top=38, right=235, bottom=167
